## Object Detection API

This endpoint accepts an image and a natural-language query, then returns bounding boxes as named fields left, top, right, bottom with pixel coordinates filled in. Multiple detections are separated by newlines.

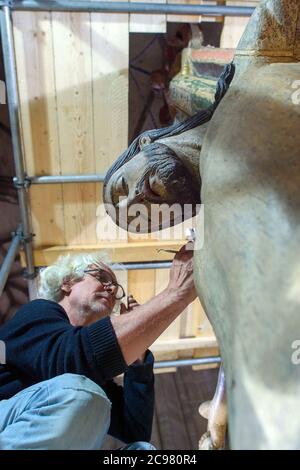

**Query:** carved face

left=103, top=142, right=200, bottom=233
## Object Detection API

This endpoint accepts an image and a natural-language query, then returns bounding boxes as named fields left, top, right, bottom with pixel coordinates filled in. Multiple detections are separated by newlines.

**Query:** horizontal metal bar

left=28, top=174, right=106, bottom=184
left=0, top=226, right=22, bottom=296
left=10, top=1, right=255, bottom=16
left=154, top=356, right=221, bottom=369
left=116, top=261, right=172, bottom=270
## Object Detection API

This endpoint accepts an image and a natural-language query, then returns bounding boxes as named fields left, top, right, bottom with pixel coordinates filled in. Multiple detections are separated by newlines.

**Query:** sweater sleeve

left=2, top=299, right=127, bottom=385
left=104, top=349, right=155, bottom=443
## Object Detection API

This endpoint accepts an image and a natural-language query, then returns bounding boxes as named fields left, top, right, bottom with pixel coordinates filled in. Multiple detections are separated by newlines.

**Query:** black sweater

left=0, top=299, right=154, bottom=443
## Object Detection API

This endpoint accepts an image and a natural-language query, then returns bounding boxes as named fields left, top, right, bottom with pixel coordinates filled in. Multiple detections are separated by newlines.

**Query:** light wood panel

left=220, top=1, right=259, bottom=48
left=13, top=11, right=65, bottom=247
left=51, top=11, right=96, bottom=246
left=91, top=4, right=129, bottom=246
left=130, top=0, right=166, bottom=33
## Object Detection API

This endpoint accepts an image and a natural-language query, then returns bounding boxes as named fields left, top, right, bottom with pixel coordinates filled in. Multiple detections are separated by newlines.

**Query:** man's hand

left=166, top=242, right=197, bottom=304
left=120, top=295, right=147, bottom=363
left=111, top=242, right=197, bottom=366
left=120, top=295, right=139, bottom=314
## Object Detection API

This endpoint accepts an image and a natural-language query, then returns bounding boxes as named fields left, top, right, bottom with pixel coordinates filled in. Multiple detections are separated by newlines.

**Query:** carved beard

left=136, top=143, right=200, bottom=205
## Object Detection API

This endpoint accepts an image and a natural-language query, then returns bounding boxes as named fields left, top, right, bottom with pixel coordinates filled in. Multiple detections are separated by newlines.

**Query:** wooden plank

left=167, top=1, right=224, bottom=24
left=151, top=406, right=163, bottom=449
left=24, top=239, right=186, bottom=266
left=154, top=372, right=192, bottom=449
left=127, top=269, right=155, bottom=304
left=12, top=12, right=65, bottom=247
left=175, top=367, right=219, bottom=447
left=130, top=0, right=166, bottom=34
left=51, top=11, right=97, bottom=246
left=91, top=3, right=129, bottom=247
left=151, top=336, right=217, bottom=353
left=220, top=1, right=259, bottom=48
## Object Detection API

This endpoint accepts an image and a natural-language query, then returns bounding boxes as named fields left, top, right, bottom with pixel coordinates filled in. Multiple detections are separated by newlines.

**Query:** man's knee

left=47, top=374, right=111, bottom=449
left=47, top=373, right=107, bottom=397
left=0, top=374, right=111, bottom=449
left=45, top=373, right=111, bottom=431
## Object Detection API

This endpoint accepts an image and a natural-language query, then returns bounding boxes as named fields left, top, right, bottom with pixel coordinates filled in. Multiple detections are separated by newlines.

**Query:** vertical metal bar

left=0, top=227, right=22, bottom=297
left=0, top=5, right=36, bottom=298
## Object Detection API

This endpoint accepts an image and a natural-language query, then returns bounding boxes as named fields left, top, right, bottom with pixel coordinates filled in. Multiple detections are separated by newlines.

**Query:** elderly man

left=0, top=245, right=195, bottom=450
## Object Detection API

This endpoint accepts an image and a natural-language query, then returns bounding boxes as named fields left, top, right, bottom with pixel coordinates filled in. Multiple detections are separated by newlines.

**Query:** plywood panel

left=130, top=0, right=166, bottom=33
left=13, top=12, right=65, bottom=247
left=14, top=7, right=130, bottom=249
left=91, top=5, right=129, bottom=246
left=127, top=269, right=155, bottom=304
left=51, top=11, right=97, bottom=246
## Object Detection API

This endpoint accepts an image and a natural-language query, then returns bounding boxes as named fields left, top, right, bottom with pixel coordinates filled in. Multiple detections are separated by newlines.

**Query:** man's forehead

left=88, top=262, right=117, bottom=281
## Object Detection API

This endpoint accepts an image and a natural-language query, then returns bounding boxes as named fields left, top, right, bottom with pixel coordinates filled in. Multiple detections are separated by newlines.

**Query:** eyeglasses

left=83, top=268, right=125, bottom=300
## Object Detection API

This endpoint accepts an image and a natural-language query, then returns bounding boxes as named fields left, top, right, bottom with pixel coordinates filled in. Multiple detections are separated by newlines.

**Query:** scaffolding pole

left=0, top=226, right=22, bottom=296
left=25, top=174, right=106, bottom=185
left=0, top=5, right=36, bottom=298
left=8, top=1, right=255, bottom=16
left=115, top=261, right=172, bottom=270
left=154, top=356, right=221, bottom=369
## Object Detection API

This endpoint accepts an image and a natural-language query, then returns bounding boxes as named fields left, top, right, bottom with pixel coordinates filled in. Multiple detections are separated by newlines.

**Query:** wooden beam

left=20, top=239, right=188, bottom=266
left=151, top=336, right=218, bottom=352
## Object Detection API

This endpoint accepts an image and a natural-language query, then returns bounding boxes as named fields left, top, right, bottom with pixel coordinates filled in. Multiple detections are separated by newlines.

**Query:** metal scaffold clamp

left=11, top=226, right=35, bottom=246
left=13, top=175, right=31, bottom=190
left=0, top=1, right=14, bottom=8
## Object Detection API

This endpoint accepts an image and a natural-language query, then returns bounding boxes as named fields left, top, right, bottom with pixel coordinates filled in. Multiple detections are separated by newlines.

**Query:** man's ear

left=61, top=281, right=72, bottom=296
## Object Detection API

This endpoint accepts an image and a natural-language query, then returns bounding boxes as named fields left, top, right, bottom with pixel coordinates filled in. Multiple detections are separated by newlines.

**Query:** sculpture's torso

left=195, top=2, right=300, bottom=447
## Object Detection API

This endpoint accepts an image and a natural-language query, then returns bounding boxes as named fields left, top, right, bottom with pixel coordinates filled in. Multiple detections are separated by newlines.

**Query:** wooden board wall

left=13, top=6, right=129, bottom=248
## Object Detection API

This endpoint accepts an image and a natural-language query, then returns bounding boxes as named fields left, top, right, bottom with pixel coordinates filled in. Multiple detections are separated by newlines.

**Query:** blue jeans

left=0, top=373, right=154, bottom=450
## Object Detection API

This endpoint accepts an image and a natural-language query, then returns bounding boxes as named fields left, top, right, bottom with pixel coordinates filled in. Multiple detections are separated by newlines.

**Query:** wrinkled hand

left=120, top=295, right=146, bottom=363
left=167, top=242, right=197, bottom=304
left=120, top=294, right=139, bottom=314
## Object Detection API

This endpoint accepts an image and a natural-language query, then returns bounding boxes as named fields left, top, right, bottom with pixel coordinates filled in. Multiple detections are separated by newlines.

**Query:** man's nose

left=103, top=284, right=114, bottom=296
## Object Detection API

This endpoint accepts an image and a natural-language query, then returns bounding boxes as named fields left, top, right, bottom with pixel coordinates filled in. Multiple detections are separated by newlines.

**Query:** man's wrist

left=163, top=287, right=189, bottom=310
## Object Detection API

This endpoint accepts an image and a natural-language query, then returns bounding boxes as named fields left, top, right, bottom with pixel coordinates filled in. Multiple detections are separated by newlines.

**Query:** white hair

left=38, top=252, right=123, bottom=302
